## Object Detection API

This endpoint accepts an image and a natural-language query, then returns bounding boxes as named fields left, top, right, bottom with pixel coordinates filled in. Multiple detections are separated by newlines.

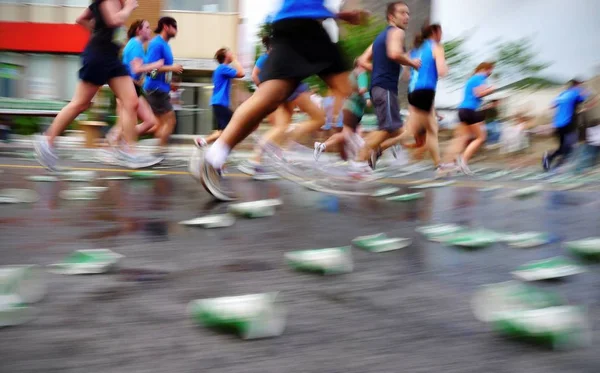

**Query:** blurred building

left=0, top=0, right=240, bottom=133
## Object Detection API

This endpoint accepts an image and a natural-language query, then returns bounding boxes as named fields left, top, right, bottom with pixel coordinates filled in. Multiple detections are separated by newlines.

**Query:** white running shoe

left=456, top=156, right=474, bottom=176
left=33, top=134, right=59, bottom=172
left=313, top=142, right=326, bottom=161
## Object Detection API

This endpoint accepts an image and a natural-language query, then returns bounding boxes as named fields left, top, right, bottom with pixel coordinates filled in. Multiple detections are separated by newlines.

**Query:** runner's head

left=413, top=23, right=441, bottom=49
left=262, top=36, right=272, bottom=53
left=569, top=78, right=583, bottom=87
left=474, top=62, right=494, bottom=77
left=155, top=17, right=178, bottom=40
left=215, top=48, right=232, bottom=64
left=386, top=2, right=409, bottom=30
left=127, top=19, right=152, bottom=41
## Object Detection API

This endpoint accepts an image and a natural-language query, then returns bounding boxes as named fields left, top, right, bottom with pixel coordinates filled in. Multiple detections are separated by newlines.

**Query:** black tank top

left=85, top=0, right=127, bottom=56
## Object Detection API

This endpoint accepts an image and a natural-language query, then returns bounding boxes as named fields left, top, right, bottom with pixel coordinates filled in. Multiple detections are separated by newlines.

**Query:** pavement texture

left=1, top=151, right=600, bottom=373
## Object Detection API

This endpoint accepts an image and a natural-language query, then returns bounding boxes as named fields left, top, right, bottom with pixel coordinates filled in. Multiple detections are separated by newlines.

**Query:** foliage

left=12, top=116, right=41, bottom=136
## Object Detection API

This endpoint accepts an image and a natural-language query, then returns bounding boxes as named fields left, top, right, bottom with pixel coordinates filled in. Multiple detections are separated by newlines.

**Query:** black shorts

left=212, top=105, right=233, bottom=130
left=145, top=89, right=173, bottom=115
left=371, top=86, right=402, bottom=133
left=458, top=109, right=485, bottom=125
left=261, top=19, right=348, bottom=84
left=408, top=89, right=436, bottom=112
left=134, top=84, right=144, bottom=97
left=78, top=50, right=128, bottom=86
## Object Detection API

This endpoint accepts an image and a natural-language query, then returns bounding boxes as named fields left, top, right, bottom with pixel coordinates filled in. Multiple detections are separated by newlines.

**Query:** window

left=165, top=0, right=234, bottom=13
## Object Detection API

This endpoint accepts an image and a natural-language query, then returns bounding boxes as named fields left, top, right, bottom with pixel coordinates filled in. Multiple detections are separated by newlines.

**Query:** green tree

left=443, top=37, right=472, bottom=87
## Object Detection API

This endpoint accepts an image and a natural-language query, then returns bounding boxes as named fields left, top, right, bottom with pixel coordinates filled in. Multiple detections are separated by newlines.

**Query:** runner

left=441, top=62, right=495, bottom=175
left=543, top=79, right=597, bottom=171
left=143, top=17, right=184, bottom=155
left=193, top=47, right=245, bottom=149
left=353, top=2, right=421, bottom=172
left=314, top=59, right=371, bottom=162
left=197, top=0, right=368, bottom=200
left=106, top=19, right=166, bottom=149
left=34, top=0, right=161, bottom=170
left=375, top=24, right=449, bottom=174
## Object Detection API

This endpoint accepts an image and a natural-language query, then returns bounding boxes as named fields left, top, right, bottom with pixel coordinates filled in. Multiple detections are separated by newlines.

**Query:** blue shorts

left=287, top=83, right=309, bottom=102
left=78, top=50, right=128, bottom=86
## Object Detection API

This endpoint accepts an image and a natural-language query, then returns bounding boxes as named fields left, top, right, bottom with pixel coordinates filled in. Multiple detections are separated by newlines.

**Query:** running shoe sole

left=200, top=161, right=237, bottom=202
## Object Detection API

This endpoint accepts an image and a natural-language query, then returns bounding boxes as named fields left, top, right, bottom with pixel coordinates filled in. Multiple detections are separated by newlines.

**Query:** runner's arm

left=357, top=44, right=373, bottom=71
left=100, top=0, right=137, bottom=28
left=387, top=28, right=420, bottom=69
left=130, top=58, right=164, bottom=75
left=75, top=8, right=94, bottom=31
left=251, top=66, right=262, bottom=86
left=336, top=10, right=369, bottom=25
left=230, top=57, right=245, bottom=78
left=474, top=85, right=495, bottom=98
left=433, top=43, right=448, bottom=77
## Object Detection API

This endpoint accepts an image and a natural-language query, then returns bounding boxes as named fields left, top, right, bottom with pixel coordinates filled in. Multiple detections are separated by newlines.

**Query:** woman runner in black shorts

left=34, top=0, right=160, bottom=170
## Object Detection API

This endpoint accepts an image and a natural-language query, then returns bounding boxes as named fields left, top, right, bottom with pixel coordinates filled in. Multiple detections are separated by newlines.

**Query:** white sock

left=205, top=139, right=231, bottom=169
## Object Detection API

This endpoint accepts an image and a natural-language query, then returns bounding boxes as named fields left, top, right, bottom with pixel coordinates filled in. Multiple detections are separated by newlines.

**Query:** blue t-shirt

left=371, top=26, right=401, bottom=94
left=458, top=74, right=488, bottom=110
left=273, top=0, right=334, bottom=22
left=409, top=40, right=438, bottom=93
left=143, top=36, right=174, bottom=93
left=255, top=53, right=269, bottom=84
left=122, top=37, right=145, bottom=81
left=211, top=64, right=238, bottom=107
left=553, top=87, right=590, bottom=128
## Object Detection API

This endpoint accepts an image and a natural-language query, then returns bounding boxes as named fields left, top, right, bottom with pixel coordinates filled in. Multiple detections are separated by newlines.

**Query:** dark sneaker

left=200, top=159, right=237, bottom=201
left=368, top=148, right=382, bottom=170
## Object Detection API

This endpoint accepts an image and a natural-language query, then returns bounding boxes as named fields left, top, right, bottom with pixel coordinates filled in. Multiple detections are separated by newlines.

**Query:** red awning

left=0, top=22, right=90, bottom=53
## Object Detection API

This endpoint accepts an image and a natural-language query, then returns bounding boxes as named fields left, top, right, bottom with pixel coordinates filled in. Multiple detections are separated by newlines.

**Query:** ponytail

left=127, top=20, right=145, bottom=40
left=412, top=22, right=441, bottom=50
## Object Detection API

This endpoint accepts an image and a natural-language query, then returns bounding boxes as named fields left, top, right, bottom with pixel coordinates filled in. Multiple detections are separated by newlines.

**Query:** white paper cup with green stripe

left=386, top=192, right=424, bottom=202
left=228, top=199, right=282, bottom=219
left=352, top=233, right=412, bottom=252
left=47, top=249, right=123, bottom=275
left=416, top=224, right=467, bottom=242
left=179, top=214, right=236, bottom=229
left=565, top=238, right=600, bottom=260
left=188, top=292, right=286, bottom=340
left=0, top=265, right=46, bottom=304
left=511, top=257, right=585, bottom=282
left=0, top=294, right=37, bottom=327
left=285, top=247, right=353, bottom=274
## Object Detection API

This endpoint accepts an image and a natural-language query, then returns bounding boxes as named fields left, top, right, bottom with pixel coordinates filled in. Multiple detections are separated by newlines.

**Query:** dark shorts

left=287, top=83, right=309, bottom=102
left=342, top=109, right=361, bottom=130
left=458, top=108, right=485, bottom=125
left=212, top=105, right=233, bottom=130
left=261, top=19, right=348, bottom=84
left=134, top=84, right=144, bottom=97
left=78, top=51, right=128, bottom=86
left=371, top=86, right=402, bottom=133
left=408, top=89, right=436, bottom=112
left=145, top=89, right=173, bottom=115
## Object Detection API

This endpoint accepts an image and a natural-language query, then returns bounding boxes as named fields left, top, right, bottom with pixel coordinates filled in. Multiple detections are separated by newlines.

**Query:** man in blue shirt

left=197, top=0, right=370, bottom=200
left=144, top=17, right=183, bottom=151
left=543, top=79, right=593, bottom=171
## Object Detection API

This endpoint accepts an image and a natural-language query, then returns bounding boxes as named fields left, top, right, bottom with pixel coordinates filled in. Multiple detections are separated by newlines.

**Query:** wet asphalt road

left=1, top=155, right=600, bottom=373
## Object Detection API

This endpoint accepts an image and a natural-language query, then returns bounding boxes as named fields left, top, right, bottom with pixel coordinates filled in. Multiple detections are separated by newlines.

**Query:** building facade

left=0, top=0, right=240, bottom=133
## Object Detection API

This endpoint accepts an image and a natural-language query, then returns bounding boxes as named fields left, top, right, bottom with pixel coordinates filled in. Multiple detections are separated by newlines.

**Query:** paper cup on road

left=188, top=147, right=203, bottom=181
left=179, top=214, right=236, bottom=229
left=352, top=234, right=411, bottom=252
left=60, top=171, right=97, bottom=182
left=511, top=185, right=543, bottom=199
left=59, top=188, right=100, bottom=201
left=511, top=257, right=585, bottom=282
left=0, top=294, right=37, bottom=327
left=0, top=189, right=39, bottom=204
left=285, top=247, right=353, bottom=274
left=129, top=171, right=162, bottom=180
left=416, top=224, right=467, bottom=242
left=386, top=192, right=424, bottom=202
left=410, top=180, right=455, bottom=189
left=188, top=292, right=286, bottom=340
left=48, top=249, right=123, bottom=275
left=0, top=265, right=46, bottom=304
left=565, top=238, right=600, bottom=260
left=228, top=199, right=282, bottom=219
left=26, top=175, right=59, bottom=182
left=371, top=187, right=400, bottom=197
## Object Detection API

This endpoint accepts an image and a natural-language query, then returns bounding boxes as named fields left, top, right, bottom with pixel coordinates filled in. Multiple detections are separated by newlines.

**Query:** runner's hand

left=124, top=0, right=138, bottom=11
left=171, top=64, right=184, bottom=74
left=411, top=58, right=422, bottom=70
left=366, top=99, right=372, bottom=108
